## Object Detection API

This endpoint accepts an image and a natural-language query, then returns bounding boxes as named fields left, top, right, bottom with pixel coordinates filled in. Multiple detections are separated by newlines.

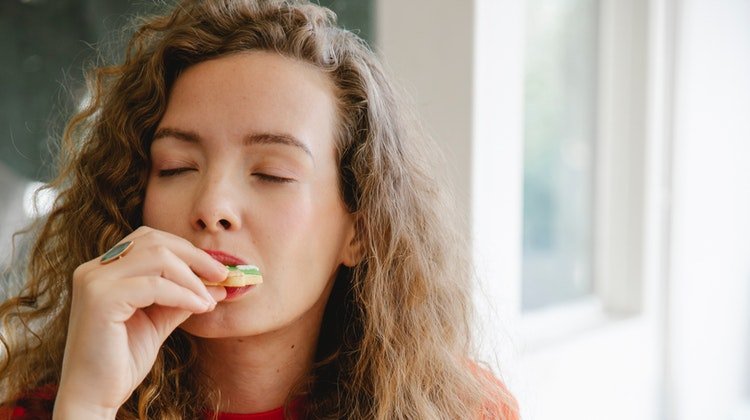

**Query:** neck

left=196, top=315, right=322, bottom=414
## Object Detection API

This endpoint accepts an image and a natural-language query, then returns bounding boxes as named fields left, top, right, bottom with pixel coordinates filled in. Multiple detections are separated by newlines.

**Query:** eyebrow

left=152, top=128, right=313, bottom=159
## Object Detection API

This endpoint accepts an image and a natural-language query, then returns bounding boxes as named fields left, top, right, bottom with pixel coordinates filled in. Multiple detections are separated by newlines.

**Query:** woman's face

left=143, top=51, right=357, bottom=338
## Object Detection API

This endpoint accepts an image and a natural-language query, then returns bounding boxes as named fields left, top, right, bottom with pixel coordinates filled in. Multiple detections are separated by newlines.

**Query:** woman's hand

left=53, top=226, right=228, bottom=418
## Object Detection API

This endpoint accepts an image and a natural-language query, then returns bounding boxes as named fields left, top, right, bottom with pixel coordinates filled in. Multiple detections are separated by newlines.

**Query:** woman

left=0, top=1, right=519, bottom=418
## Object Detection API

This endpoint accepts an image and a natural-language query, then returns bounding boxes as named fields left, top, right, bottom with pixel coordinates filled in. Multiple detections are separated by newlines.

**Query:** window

left=521, top=0, right=600, bottom=311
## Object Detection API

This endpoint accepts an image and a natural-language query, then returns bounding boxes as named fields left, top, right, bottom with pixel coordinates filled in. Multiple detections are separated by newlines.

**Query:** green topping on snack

left=227, top=265, right=261, bottom=275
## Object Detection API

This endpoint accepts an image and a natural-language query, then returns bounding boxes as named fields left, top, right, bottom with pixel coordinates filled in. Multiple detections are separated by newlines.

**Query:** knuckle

left=135, top=225, right=152, bottom=234
left=141, top=230, right=157, bottom=243
left=145, top=275, right=163, bottom=288
left=142, top=228, right=165, bottom=243
left=152, top=244, right=172, bottom=259
left=176, top=235, right=193, bottom=247
left=72, top=261, right=96, bottom=287
left=72, top=263, right=87, bottom=284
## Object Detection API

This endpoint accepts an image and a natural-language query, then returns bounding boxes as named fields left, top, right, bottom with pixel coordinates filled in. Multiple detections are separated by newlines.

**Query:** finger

left=122, top=225, right=157, bottom=241
left=119, top=228, right=228, bottom=283
left=206, top=285, right=228, bottom=302
left=116, top=275, right=213, bottom=316
left=154, top=248, right=218, bottom=304
left=103, top=246, right=217, bottom=304
left=161, top=241, right=229, bottom=285
left=73, top=227, right=159, bottom=280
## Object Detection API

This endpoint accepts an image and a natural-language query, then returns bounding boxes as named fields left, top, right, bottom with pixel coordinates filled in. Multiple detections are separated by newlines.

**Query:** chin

left=178, top=310, right=270, bottom=339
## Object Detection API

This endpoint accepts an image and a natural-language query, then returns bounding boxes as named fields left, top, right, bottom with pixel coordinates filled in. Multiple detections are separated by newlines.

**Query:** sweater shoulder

left=1, top=384, right=57, bottom=420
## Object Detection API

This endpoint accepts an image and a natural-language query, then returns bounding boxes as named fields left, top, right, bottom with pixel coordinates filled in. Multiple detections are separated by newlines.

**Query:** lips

left=223, top=285, right=255, bottom=300
left=202, top=249, right=247, bottom=266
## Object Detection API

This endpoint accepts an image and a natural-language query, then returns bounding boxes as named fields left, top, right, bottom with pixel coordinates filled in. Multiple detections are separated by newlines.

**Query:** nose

left=191, top=177, right=242, bottom=232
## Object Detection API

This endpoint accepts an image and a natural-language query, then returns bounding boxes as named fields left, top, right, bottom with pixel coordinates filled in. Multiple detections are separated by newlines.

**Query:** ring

left=100, top=240, right=134, bottom=264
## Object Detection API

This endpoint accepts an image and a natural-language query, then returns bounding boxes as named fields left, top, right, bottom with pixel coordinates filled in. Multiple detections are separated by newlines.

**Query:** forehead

left=157, top=51, right=339, bottom=155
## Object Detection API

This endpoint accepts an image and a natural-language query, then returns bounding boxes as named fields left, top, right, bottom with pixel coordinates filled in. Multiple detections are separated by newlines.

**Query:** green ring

left=101, top=240, right=134, bottom=264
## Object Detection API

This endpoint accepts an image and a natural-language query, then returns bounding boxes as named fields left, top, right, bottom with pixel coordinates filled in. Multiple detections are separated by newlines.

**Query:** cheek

left=257, top=194, right=313, bottom=244
left=142, top=183, right=178, bottom=228
left=258, top=189, right=345, bottom=266
left=142, top=185, right=156, bottom=225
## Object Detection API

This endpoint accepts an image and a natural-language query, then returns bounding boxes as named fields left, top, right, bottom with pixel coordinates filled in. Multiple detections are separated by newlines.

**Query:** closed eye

left=253, top=173, right=295, bottom=184
left=158, top=168, right=195, bottom=177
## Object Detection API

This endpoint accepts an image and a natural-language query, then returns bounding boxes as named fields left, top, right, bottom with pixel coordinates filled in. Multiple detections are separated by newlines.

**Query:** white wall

left=376, top=0, right=474, bottom=222
left=377, top=0, right=524, bottom=396
left=377, top=0, right=525, bottom=379
left=669, top=0, right=750, bottom=418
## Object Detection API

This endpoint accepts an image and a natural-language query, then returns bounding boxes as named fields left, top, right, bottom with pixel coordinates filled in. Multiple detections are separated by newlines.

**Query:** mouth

left=223, top=285, right=256, bottom=301
left=201, top=249, right=247, bottom=266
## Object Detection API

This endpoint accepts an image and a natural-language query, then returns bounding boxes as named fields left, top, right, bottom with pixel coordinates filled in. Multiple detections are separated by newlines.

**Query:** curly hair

left=0, top=1, right=518, bottom=419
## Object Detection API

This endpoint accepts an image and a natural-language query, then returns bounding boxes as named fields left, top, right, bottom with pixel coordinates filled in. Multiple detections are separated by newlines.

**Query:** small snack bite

left=202, top=265, right=263, bottom=287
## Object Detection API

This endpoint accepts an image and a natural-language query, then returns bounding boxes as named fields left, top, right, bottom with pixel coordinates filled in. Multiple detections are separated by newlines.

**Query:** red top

left=212, top=407, right=290, bottom=420
left=1, top=375, right=517, bottom=420
left=206, top=399, right=305, bottom=420
left=0, top=386, right=303, bottom=420
left=5, top=406, right=299, bottom=420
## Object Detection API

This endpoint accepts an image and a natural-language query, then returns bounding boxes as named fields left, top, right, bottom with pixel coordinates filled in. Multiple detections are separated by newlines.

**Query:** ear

left=341, top=215, right=364, bottom=268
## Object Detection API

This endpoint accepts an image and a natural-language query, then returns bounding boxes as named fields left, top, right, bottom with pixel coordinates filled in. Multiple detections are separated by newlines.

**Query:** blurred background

left=1, top=0, right=748, bottom=419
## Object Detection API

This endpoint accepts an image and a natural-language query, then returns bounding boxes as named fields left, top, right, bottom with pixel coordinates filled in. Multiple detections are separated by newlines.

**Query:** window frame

left=518, top=0, right=650, bottom=349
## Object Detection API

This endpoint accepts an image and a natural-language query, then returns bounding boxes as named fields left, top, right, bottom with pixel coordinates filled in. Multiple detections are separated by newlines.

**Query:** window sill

left=519, top=295, right=638, bottom=352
